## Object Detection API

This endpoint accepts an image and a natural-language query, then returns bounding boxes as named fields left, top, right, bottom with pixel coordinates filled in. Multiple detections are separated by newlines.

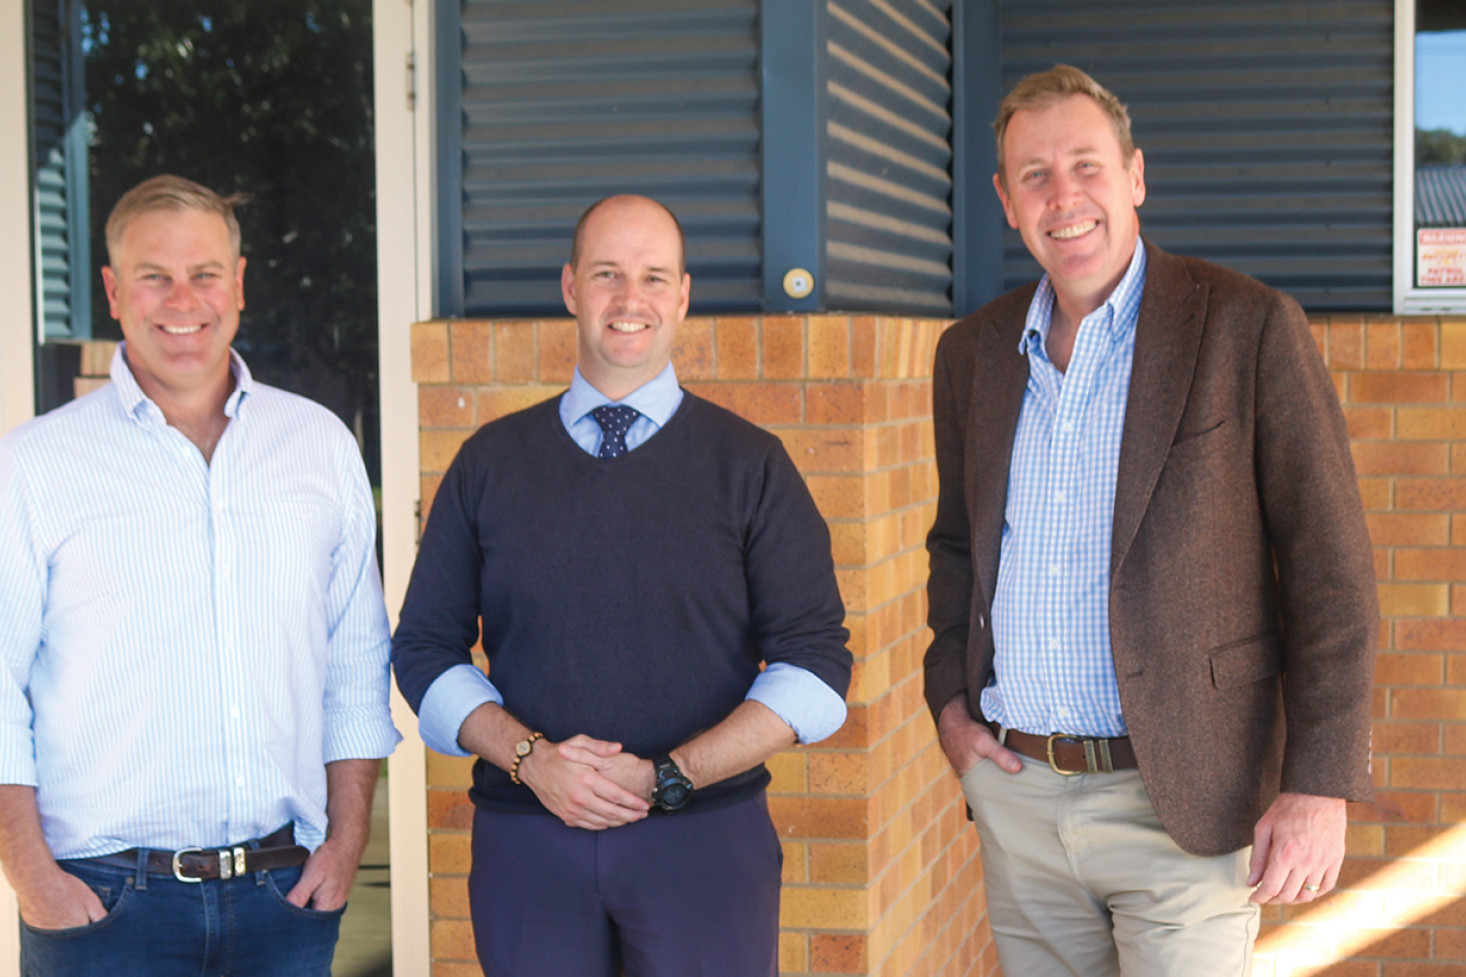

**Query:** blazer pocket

left=1209, top=633, right=1284, bottom=689
left=1168, top=418, right=1229, bottom=460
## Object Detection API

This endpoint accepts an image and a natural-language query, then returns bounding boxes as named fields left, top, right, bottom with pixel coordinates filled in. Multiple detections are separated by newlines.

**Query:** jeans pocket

left=21, top=864, right=133, bottom=937
left=261, top=865, right=349, bottom=921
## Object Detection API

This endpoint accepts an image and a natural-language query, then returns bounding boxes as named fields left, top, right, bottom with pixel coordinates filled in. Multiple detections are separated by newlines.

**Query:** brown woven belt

left=85, top=824, right=308, bottom=882
left=997, top=726, right=1138, bottom=776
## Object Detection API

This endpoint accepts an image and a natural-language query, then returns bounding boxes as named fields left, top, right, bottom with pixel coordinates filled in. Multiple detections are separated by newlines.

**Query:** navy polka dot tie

left=590, top=404, right=640, bottom=459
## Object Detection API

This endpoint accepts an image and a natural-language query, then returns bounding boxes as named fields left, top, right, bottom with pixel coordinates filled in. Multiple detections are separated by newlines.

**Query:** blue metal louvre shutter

left=824, top=0, right=954, bottom=314
left=999, top=0, right=1394, bottom=312
left=31, top=0, right=91, bottom=340
left=449, top=0, right=761, bottom=317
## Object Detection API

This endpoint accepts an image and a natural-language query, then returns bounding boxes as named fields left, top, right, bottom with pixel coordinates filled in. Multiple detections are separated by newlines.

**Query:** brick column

left=409, top=314, right=997, bottom=977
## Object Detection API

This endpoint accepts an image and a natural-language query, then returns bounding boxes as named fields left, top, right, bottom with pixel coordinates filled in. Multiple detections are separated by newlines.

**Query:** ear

left=1129, top=149, right=1146, bottom=208
left=561, top=263, right=578, bottom=316
left=101, top=266, right=122, bottom=320
left=677, top=272, right=691, bottom=320
left=235, top=257, right=247, bottom=310
left=993, top=172, right=1019, bottom=230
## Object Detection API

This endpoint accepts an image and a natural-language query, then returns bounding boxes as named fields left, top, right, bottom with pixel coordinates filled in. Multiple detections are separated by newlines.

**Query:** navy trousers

left=470, top=792, right=782, bottom=977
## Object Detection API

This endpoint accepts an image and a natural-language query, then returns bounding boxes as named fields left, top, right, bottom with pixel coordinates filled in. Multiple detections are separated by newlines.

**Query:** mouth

left=1048, top=219, right=1098, bottom=241
left=159, top=323, right=207, bottom=336
left=608, top=320, right=651, bottom=333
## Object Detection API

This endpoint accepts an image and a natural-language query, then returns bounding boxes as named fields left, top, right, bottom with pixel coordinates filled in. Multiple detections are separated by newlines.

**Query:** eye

left=1021, top=168, right=1047, bottom=185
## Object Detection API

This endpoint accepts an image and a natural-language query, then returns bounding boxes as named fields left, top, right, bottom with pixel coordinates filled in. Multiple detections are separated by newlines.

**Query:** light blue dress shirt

left=0, top=346, right=401, bottom=859
left=416, top=363, right=848, bottom=756
left=985, top=241, right=1147, bottom=737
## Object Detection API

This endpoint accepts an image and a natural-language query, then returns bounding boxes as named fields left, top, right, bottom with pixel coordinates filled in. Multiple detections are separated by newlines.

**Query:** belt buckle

left=1045, top=733, right=1113, bottom=776
left=172, top=848, right=205, bottom=883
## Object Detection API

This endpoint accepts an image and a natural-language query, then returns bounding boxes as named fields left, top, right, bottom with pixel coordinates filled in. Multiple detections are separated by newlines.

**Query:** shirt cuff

left=418, top=664, right=502, bottom=757
left=747, top=663, right=848, bottom=745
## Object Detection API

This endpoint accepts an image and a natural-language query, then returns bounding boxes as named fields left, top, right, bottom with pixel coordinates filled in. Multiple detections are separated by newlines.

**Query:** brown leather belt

left=85, top=824, right=309, bottom=882
left=997, top=726, right=1138, bottom=776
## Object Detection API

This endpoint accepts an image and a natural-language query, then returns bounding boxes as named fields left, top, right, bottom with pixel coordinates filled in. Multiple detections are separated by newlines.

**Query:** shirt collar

left=1019, top=237, right=1148, bottom=357
left=110, top=343, right=254, bottom=423
left=564, top=362, right=682, bottom=427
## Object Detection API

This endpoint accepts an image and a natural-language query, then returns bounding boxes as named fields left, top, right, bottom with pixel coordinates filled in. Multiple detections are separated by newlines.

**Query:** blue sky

left=1417, top=30, right=1466, bottom=134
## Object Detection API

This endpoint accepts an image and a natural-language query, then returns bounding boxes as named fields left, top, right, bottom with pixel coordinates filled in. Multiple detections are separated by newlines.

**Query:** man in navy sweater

left=392, top=194, right=852, bottom=976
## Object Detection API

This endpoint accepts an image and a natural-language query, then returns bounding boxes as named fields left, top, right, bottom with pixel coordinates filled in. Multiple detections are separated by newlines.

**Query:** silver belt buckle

left=171, top=847, right=204, bottom=883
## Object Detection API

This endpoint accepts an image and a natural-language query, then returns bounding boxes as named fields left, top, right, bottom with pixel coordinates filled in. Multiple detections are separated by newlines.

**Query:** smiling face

left=995, top=93, right=1146, bottom=320
left=561, top=195, right=691, bottom=401
left=102, top=207, right=245, bottom=407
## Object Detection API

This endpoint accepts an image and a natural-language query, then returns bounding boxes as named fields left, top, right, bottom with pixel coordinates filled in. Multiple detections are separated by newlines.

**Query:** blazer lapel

left=1111, top=245, right=1207, bottom=578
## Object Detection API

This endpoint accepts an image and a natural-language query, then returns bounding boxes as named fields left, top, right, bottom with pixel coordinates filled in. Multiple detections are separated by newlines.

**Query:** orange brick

left=779, top=932, right=808, bottom=974
left=780, top=885, right=867, bottom=929
left=809, top=841, right=869, bottom=885
left=476, top=386, right=557, bottom=424
left=768, top=795, right=869, bottom=839
left=1390, top=756, right=1466, bottom=788
left=537, top=319, right=577, bottom=382
left=713, top=317, right=759, bottom=379
left=1351, top=372, right=1448, bottom=403
left=1453, top=581, right=1466, bottom=614
left=1397, top=407, right=1466, bottom=440
left=1329, top=321, right=1365, bottom=370
left=809, top=315, right=852, bottom=378
left=1344, top=407, right=1392, bottom=440
left=1351, top=442, right=1449, bottom=476
left=1365, top=321, right=1400, bottom=369
left=419, top=386, right=475, bottom=428
left=781, top=840, right=807, bottom=883
left=1401, top=320, right=1438, bottom=369
left=1442, top=724, right=1466, bottom=755
left=1395, top=479, right=1466, bottom=512
left=808, top=751, right=869, bottom=795
left=433, top=963, right=485, bottom=977
left=426, top=788, right=474, bottom=831
left=686, top=381, right=802, bottom=425
left=671, top=317, right=714, bottom=380
left=428, top=832, right=473, bottom=874
left=1372, top=720, right=1438, bottom=754
left=775, top=428, right=864, bottom=474
left=1442, top=318, right=1466, bottom=368
left=807, top=382, right=866, bottom=425
left=1357, top=477, right=1391, bottom=510
left=812, top=933, right=868, bottom=973
left=449, top=321, right=493, bottom=384
left=1366, top=513, right=1449, bottom=547
left=421, top=474, right=443, bottom=520
left=1374, top=653, right=1445, bottom=686
left=430, top=919, right=476, bottom=961
left=763, top=316, right=805, bottom=379
left=426, top=750, right=475, bottom=787
left=429, top=875, right=470, bottom=918
left=1391, top=687, right=1466, bottom=721
left=851, top=317, right=878, bottom=378
left=1364, top=790, right=1438, bottom=824
left=412, top=321, right=451, bottom=383
left=1376, top=583, right=1449, bottom=617
left=420, top=429, right=470, bottom=474
left=492, top=321, right=535, bottom=383
left=1395, top=549, right=1466, bottom=581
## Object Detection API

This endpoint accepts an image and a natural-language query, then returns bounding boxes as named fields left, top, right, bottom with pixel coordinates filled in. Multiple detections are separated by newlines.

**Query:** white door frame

left=374, top=0, right=438, bottom=973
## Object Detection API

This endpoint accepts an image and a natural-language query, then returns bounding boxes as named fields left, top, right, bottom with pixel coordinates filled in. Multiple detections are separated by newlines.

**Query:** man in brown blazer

left=925, top=65, right=1377, bottom=975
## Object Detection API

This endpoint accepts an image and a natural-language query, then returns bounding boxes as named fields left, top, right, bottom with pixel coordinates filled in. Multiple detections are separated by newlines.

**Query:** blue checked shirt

left=0, top=346, right=400, bottom=859
left=414, top=363, right=849, bottom=756
left=984, top=242, right=1147, bottom=737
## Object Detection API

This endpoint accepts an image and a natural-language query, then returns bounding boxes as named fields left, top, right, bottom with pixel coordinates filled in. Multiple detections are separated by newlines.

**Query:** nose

left=1048, top=169, right=1082, bottom=209
left=164, top=279, right=201, bottom=310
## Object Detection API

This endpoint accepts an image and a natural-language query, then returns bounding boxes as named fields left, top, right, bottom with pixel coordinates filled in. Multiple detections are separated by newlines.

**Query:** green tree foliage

left=1418, top=127, right=1466, bottom=166
left=83, top=0, right=378, bottom=469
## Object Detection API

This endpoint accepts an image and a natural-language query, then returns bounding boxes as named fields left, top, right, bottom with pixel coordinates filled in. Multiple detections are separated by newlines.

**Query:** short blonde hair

left=105, top=174, right=250, bottom=263
left=994, top=64, right=1135, bottom=187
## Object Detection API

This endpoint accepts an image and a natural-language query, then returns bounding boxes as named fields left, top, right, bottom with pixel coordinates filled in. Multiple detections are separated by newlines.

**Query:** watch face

left=658, top=781, right=690, bottom=810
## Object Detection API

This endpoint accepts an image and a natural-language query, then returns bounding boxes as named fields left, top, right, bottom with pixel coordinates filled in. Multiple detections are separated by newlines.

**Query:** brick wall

left=404, top=312, right=1466, bottom=976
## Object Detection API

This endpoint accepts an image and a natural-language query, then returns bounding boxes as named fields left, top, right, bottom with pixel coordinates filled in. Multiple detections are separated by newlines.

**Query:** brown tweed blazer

left=924, top=242, right=1378, bottom=857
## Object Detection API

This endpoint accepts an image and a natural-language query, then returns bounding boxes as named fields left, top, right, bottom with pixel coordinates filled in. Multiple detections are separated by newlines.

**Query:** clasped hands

left=515, top=734, right=656, bottom=830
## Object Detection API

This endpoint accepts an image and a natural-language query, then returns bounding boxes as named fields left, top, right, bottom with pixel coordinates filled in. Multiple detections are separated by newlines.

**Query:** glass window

left=1396, top=0, right=1466, bottom=312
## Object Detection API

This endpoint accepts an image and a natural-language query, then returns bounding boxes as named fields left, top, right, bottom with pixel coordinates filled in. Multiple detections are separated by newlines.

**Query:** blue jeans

left=19, top=857, right=343, bottom=977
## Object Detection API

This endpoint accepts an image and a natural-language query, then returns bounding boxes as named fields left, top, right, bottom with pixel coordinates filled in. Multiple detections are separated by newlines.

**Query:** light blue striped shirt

left=985, top=241, right=1147, bottom=737
left=0, top=346, right=400, bottom=859
left=415, top=363, right=848, bottom=757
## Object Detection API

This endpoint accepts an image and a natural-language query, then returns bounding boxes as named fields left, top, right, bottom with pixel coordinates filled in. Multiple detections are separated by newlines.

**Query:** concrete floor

left=331, top=778, right=392, bottom=977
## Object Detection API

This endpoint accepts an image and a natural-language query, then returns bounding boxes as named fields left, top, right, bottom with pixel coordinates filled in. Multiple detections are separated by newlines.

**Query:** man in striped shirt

left=0, top=175, right=399, bottom=976
left=926, top=66, right=1376, bottom=975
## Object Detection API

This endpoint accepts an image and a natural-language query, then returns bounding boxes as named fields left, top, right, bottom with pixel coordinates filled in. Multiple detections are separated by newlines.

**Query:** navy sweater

left=392, top=391, right=852, bottom=813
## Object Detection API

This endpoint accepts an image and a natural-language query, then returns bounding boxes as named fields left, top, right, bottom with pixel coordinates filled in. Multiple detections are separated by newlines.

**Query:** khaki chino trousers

left=961, top=751, right=1259, bottom=977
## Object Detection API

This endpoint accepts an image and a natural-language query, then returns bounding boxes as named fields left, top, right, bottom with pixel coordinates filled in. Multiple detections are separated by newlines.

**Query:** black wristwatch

left=651, top=754, right=693, bottom=811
